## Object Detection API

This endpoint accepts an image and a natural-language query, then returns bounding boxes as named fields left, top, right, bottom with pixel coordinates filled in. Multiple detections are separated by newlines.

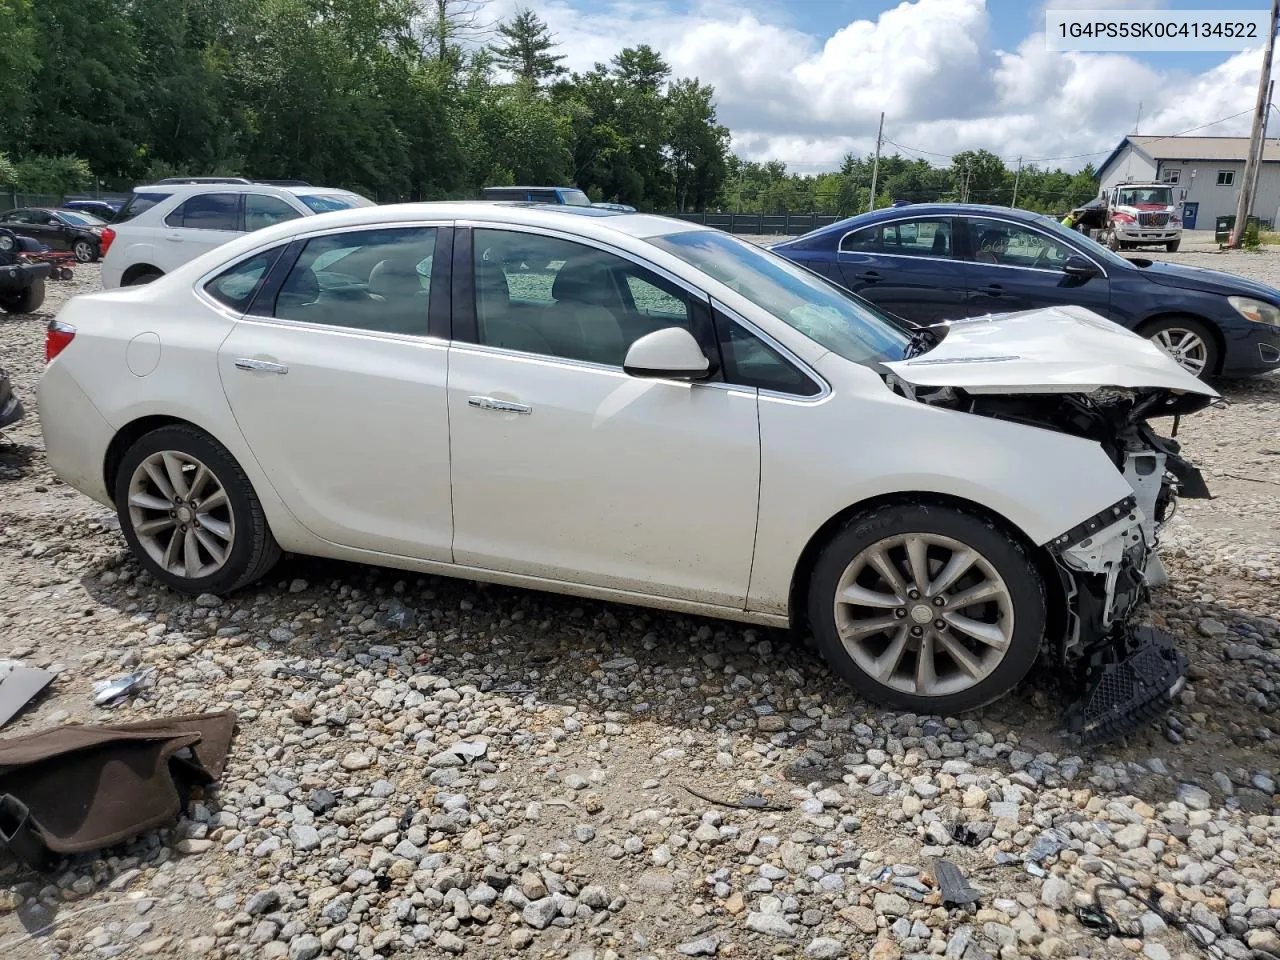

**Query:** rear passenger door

left=835, top=217, right=967, bottom=323
left=216, top=224, right=454, bottom=560
left=160, top=192, right=243, bottom=271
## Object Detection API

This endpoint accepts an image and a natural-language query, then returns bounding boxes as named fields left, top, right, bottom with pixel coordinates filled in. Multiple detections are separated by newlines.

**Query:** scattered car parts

left=0, top=662, right=54, bottom=730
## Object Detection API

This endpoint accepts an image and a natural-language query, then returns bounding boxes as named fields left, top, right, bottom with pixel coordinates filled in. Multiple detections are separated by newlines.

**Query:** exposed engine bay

left=885, top=372, right=1215, bottom=744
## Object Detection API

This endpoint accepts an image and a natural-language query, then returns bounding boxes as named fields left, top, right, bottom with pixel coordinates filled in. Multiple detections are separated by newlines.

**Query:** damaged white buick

left=38, top=203, right=1216, bottom=742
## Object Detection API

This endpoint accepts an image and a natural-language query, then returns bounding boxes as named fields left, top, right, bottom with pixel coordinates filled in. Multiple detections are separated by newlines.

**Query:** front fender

left=746, top=365, right=1133, bottom=616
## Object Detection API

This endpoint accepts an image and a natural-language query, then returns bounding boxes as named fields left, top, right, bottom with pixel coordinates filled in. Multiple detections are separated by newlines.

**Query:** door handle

left=859, top=270, right=882, bottom=282
left=165, top=233, right=184, bottom=242
left=468, top=396, right=531, bottom=414
left=234, top=358, right=289, bottom=374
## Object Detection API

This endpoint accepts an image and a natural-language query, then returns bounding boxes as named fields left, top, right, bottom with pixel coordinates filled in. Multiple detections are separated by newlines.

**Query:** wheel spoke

left=904, top=535, right=930, bottom=592
left=135, top=516, right=177, bottom=536
left=943, top=612, right=1009, bottom=649
left=187, top=465, right=213, bottom=501
left=934, top=630, right=985, bottom=678
left=161, top=527, right=183, bottom=572
left=195, top=528, right=229, bottom=565
left=182, top=529, right=201, bottom=578
left=915, top=632, right=937, bottom=693
left=196, top=513, right=232, bottom=542
left=198, top=487, right=228, bottom=513
left=838, top=616, right=898, bottom=642
left=945, top=580, right=1002, bottom=610
left=839, top=583, right=903, bottom=609
left=129, top=491, right=172, bottom=511
left=162, top=453, right=190, bottom=498
left=873, top=624, right=911, bottom=680
left=1172, top=331, right=1194, bottom=352
left=928, top=549, right=974, bottom=596
left=143, top=460, right=176, bottom=501
left=866, top=547, right=909, bottom=600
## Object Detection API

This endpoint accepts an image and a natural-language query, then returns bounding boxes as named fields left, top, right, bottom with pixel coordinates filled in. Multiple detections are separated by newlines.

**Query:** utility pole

left=867, top=111, right=885, bottom=212
left=1245, top=78, right=1276, bottom=227
left=1011, top=157, right=1022, bottom=208
left=1232, top=0, right=1279, bottom=248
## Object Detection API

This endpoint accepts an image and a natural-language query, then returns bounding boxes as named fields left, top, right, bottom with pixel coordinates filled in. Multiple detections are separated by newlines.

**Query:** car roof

left=129, top=182, right=360, bottom=197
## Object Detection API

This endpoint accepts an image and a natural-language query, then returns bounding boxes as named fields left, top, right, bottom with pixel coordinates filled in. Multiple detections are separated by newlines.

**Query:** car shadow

left=0, top=440, right=34, bottom=482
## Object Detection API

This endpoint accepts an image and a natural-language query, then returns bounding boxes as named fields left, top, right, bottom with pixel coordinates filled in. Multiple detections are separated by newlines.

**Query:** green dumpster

left=1215, top=214, right=1272, bottom=243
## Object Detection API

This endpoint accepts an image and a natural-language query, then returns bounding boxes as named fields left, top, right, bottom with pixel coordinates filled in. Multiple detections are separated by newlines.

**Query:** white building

left=1097, top=135, right=1280, bottom=231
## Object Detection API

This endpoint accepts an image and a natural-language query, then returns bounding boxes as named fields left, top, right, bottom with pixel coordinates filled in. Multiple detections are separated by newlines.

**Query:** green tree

left=664, top=77, right=728, bottom=212
left=0, top=0, right=38, bottom=150
left=949, top=149, right=1008, bottom=204
left=489, top=8, right=565, bottom=85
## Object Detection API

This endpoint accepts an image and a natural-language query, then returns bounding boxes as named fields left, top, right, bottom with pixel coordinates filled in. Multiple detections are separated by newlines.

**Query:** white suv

left=99, top=178, right=373, bottom=288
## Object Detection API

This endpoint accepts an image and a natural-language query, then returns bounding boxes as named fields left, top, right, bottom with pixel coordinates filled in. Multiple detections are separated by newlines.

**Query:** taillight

left=46, top=320, right=76, bottom=363
left=98, top=227, right=116, bottom=256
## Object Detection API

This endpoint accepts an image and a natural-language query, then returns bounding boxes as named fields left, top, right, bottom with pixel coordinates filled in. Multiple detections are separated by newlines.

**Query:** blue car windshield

left=652, top=230, right=909, bottom=364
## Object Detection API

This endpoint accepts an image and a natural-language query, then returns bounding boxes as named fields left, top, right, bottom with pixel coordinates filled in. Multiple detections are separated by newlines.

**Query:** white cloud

left=482, top=0, right=1265, bottom=172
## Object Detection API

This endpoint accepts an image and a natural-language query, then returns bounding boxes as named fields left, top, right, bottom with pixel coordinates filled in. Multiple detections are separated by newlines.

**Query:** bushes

left=3, top=154, right=94, bottom=194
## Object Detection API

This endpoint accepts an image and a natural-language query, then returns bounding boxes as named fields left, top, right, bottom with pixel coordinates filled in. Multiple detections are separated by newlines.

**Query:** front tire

left=806, top=503, right=1045, bottom=714
left=1165, top=239, right=1180, bottom=252
left=114, top=425, right=280, bottom=595
left=1142, top=315, right=1218, bottom=380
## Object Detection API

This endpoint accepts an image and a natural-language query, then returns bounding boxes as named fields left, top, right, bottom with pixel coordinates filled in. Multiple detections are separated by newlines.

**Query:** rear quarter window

left=115, top=192, right=173, bottom=223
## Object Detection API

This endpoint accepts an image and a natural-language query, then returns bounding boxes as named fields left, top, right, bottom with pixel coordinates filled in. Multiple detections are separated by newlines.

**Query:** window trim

left=453, top=220, right=723, bottom=373
left=1216, top=169, right=1235, bottom=186
left=711, top=299, right=829, bottom=402
left=838, top=217, right=958, bottom=260
left=194, top=220, right=452, bottom=341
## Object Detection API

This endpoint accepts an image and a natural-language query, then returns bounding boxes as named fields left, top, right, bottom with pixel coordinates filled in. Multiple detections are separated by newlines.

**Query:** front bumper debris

left=1050, top=496, right=1188, bottom=744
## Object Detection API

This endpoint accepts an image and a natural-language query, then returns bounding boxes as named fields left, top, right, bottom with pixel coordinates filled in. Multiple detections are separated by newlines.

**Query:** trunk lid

left=884, top=304, right=1220, bottom=399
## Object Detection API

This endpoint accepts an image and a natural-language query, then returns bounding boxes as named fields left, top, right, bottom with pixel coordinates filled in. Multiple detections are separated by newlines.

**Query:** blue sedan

left=771, top=203, right=1280, bottom=379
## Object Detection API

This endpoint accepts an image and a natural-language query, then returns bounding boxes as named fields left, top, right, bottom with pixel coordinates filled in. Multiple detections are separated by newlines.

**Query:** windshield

left=1033, top=215, right=1132, bottom=271
left=652, top=230, right=910, bottom=365
left=58, top=210, right=105, bottom=226
left=1117, top=186, right=1173, bottom=206
left=295, top=192, right=376, bottom=214
left=560, top=189, right=592, bottom=207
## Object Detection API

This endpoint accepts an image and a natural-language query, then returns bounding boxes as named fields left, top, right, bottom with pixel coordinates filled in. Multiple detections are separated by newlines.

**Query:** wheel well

left=1135, top=313, right=1224, bottom=375
left=103, top=415, right=190, bottom=498
left=786, top=492, right=1067, bottom=653
left=121, top=263, right=162, bottom=285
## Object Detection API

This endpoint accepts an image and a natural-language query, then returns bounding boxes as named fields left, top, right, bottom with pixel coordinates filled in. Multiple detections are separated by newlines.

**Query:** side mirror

left=1062, top=255, right=1099, bottom=279
left=623, top=327, right=711, bottom=380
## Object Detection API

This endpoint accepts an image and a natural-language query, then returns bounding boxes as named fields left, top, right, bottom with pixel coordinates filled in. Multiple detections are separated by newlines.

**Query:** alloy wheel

left=832, top=533, right=1014, bottom=698
left=1150, top=327, right=1209, bottom=377
left=127, top=450, right=235, bottom=580
left=73, top=240, right=95, bottom=263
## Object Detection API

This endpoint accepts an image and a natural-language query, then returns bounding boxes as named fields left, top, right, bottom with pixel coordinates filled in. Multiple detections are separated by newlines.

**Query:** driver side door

left=958, top=216, right=1111, bottom=318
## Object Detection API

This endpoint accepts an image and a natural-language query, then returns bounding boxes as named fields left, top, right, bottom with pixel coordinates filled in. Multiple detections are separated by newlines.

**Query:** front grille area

left=1138, top=212, right=1170, bottom=227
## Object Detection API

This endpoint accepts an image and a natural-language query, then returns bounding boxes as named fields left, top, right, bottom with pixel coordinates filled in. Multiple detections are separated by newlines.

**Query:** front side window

left=965, top=219, right=1074, bottom=269
left=245, top=194, right=303, bottom=231
left=167, top=193, right=240, bottom=231
left=716, top=311, right=820, bottom=397
left=204, top=247, right=284, bottom=312
left=473, top=228, right=710, bottom=367
left=273, top=227, right=436, bottom=335
left=559, top=189, right=593, bottom=207
left=652, top=230, right=909, bottom=366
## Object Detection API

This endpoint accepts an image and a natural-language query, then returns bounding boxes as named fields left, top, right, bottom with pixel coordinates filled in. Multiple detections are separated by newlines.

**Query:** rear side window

left=294, top=192, right=374, bottom=214
left=165, top=193, right=241, bottom=231
left=203, top=247, right=284, bottom=312
left=115, top=192, right=173, bottom=223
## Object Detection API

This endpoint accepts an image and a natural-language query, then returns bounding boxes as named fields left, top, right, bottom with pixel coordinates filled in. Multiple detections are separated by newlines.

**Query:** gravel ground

left=1, top=256, right=1278, bottom=960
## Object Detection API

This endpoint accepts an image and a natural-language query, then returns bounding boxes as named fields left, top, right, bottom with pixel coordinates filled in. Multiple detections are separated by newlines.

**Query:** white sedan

left=38, top=202, right=1216, bottom=718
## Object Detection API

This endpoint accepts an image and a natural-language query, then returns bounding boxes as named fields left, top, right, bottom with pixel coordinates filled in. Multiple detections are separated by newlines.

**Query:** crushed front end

left=886, top=372, right=1214, bottom=744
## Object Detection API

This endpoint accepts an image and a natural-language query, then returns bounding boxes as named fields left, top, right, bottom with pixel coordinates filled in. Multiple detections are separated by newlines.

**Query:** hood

left=1134, top=258, right=1280, bottom=301
left=884, top=304, right=1220, bottom=400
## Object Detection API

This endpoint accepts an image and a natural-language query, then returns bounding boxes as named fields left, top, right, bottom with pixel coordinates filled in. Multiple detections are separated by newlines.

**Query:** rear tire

left=125, top=270, right=163, bottom=286
left=73, top=239, right=97, bottom=263
left=806, top=502, right=1045, bottom=714
left=0, top=278, right=46, bottom=314
left=114, top=424, right=280, bottom=595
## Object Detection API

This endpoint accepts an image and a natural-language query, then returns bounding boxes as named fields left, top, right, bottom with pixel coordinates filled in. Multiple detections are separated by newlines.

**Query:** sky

left=479, top=0, right=1276, bottom=173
